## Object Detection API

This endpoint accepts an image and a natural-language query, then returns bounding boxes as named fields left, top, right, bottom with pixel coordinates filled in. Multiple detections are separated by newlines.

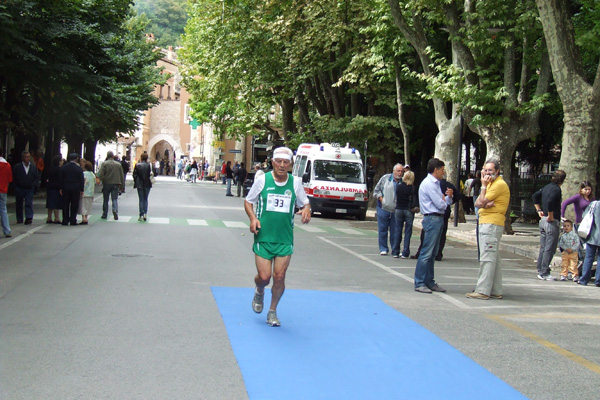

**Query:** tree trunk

left=83, top=138, right=98, bottom=164
left=536, top=0, right=600, bottom=204
left=280, top=97, right=296, bottom=141
left=435, top=114, right=461, bottom=186
left=394, top=60, right=410, bottom=165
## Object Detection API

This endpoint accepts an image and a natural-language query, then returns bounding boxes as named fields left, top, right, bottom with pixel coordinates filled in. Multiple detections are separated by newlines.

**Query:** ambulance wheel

left=357, top=210, right=367, bottom=221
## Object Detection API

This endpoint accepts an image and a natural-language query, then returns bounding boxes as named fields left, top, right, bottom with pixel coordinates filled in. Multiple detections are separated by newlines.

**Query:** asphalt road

left=1, top=176, right=599, bottom=399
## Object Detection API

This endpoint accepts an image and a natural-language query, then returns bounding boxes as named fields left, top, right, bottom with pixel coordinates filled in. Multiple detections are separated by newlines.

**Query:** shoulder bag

left=578, top=201, right=597, bottom=239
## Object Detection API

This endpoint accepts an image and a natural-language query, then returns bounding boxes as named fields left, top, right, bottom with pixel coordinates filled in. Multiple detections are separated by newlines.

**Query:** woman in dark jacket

left=133, top=153, right=153, bottom=221
left=45, top=155, right=63, bottom=223
left=394, top=171, right=417, bottom=259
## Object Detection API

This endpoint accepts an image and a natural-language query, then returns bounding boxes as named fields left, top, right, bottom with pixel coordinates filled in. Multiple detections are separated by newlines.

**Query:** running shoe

left=252, top=288, right=264, bottom=313
left=266, top=310, right=280, bottom=327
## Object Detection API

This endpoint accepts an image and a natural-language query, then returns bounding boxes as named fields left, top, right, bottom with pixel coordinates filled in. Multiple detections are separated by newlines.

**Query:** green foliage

left=134, top=0, right=188, bottom=47
left=572, top=0, right=600, bottom=82
left=0, top=0, right=164, bottom=148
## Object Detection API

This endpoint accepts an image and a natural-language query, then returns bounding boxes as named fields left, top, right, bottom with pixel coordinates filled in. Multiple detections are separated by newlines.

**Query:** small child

left=558, top=220, right=580, bottom=281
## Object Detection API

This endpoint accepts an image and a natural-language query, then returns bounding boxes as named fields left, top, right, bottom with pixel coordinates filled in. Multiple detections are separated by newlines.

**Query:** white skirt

left=79, top=197, right=94, bottom=215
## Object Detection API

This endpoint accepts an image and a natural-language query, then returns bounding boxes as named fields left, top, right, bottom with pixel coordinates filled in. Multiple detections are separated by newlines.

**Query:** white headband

left=273, top=153, right=292, bottom=161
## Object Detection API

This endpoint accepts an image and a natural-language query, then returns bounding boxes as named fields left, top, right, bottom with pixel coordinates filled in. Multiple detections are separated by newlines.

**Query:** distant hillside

left=134, top=0, right=187, bottom=47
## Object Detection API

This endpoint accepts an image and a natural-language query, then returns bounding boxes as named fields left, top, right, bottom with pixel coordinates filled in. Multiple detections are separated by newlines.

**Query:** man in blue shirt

left=414, top=158, right=454, bottom=293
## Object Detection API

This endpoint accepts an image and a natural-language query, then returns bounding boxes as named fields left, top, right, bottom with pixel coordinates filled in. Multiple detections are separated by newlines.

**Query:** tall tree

left=535, top=0, right=600, bottom=200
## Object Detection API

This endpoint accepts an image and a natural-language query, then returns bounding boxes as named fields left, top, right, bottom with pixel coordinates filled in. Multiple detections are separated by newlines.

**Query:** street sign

left=254, top=144, right=268, bottom=149
left=229, top=149, right=242, bottom=153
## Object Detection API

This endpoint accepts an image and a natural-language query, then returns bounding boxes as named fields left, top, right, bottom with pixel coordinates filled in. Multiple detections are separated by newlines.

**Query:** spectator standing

left=13, top=151, right=39, bottom=225
left=394, top=170, right=417, bottom=259
left=96, top=151, right=124, bottom=220
left=0, top=148, right=13, bottom=237
left=561, top=181, right=594, bottom=226
left=221, top=161, right=227, bottom=184
left=578, top=201, right=600, bottom=286
left=532, top=170, right=567, bottom=281
left=45, top=155, right=64, bottom=224
left=254, top=163, right=264, bottom=179
left=190, top=160, right=198, bottom=183
left=59, top=153, right=84, bottom=226
left=225, top=161, right=234, bottom=196
left=413, top=158, right=453, bottom=294
left=177, top=159, right=184, bottom=180
left=237, top=162, right=247, bottom=197
left=558, top=220, right=580, bottom=282
left=463, top=173, right=475, bottom=214
left=79, top=161, right=96, bottom=225
left=373, top=164, right=404, bottom=256
left=466, top=160, right=510, bottom=300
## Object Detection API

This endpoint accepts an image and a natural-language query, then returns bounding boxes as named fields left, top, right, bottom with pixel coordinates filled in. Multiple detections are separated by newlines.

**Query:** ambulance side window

left=295, top=156, right=308, bottom=177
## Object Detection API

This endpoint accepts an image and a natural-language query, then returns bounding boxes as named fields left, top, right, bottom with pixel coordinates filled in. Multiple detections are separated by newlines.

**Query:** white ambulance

left=292, top=143, right=368, bottom=220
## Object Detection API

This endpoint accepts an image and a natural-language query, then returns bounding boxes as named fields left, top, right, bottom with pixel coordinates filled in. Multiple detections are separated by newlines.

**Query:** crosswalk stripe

left=223, top=220, right=248, bottom=228
left=187, top=219, right=209, bottom=226
left=113, top=216, right=132, bottom=223
left=333, top=227, right=364, bottom=235
left=149, top=217, right=169, bottom=224
left=296, top=225, right=326, bottom=233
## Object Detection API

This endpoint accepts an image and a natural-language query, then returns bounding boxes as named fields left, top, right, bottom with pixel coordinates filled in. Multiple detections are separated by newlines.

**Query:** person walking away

left=0, top=148, right=13, bottom=237
left=413, top=158, right=453, bottom=294
left=120, top=157, right=130, bottom=193
left=394, top=170, right=417, bottom=259
left=59, top=153, right=84, bottom=226
left=558, top=220, right=580, bottom=282
left=133, top=152, right=153, bottom=221
left=237, top=162, right=247, bottom=197
left=79, top=161, right=96, bottom=225
left=244, top=147, right=311, bottom=326
left=96, top=150, right=124, bottom=220
left=221, top=161, right=227, bottom=184
left=225, top=161, right=234, bottom=196
left=466, top=160, right=510, bottom=300
left=45, top=155, right=63, bottom=224
left=532, top=170, right=567, bottom=281
left=12, top=151, right=39, bottom=225
left=177, top=159, right=184, bottom=180
left=190, top=160, right=198, bottom=183
left=373, top=164, right=404, bottom=256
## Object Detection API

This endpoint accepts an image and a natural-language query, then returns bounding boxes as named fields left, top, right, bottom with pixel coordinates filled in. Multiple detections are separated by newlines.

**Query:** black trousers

left=62, top=189, right=80, bottom=224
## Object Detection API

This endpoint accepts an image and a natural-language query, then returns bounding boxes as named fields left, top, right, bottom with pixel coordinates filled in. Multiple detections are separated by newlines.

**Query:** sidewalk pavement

left=366, top=209, right=561, bottom=268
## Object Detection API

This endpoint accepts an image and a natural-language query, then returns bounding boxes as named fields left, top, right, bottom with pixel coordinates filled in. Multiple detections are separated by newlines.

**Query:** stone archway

left=147, top=133, right=181, bottom=157
left=148, top=134, right=181, bottom=176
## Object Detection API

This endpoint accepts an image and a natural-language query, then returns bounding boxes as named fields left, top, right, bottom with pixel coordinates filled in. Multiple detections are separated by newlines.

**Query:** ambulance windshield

left=313, top=160, right=364, bottom=183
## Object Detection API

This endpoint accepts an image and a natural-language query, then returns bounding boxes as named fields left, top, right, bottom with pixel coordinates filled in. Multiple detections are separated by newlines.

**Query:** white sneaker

left=544, top=275, right=557, bottom=281
left=560, top=276, right=567, bottom=281
left=380, top=251, right=388, bottom=256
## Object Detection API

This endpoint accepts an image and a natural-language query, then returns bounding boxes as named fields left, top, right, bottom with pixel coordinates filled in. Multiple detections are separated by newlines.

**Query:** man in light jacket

left=373, top=164, right=404, bottom=257
left=96, top=151, right=124, bottom=220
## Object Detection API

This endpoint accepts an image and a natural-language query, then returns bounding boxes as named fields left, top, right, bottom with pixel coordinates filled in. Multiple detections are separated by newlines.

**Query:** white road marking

left=223, top=221, right=248, bottom=228
left=296, top=225, right=326, bottom=233
left=149, top=217, right=170, bottom=224
left=187, top=219, right=209, bottom=226
left=0, top=225, right=45, bottom=251
left=332, top=228, right=364, bottom=235
left=318, top=236, right=471, bottom=310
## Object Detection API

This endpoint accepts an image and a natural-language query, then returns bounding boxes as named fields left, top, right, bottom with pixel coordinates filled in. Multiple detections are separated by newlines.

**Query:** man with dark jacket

left=532, top=170, right=566, bottom=281
left=13, top=151, right=39, bottom=225
left=236, top=162, right=248, bottom=197
left=59, top=153, right=84, bottom=226
left=120, top=157, right=130, bottom=193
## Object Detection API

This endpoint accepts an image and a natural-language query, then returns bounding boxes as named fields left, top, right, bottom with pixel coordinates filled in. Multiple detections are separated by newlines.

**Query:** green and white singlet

left=254, top=172, right=297, bottom=245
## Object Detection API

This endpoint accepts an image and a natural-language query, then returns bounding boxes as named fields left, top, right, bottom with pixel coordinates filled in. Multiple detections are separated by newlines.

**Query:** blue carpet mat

left=211, top=287, right=527, bottom=400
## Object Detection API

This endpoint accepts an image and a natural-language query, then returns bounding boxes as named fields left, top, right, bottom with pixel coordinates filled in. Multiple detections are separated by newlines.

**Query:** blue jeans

left=137, top=187, right=151, bottom=216
left=226, top=178, right=233, bottom=195
left=579, top=243, right=600, bottom=285
left=0, top=192, right=10, bottom=235
left=414, top=214, right=444, bottom=288
left=15, top=186, right=34, bottom=222
left=377, top=206, right=399, bottom=255
left=102, top=184, right=119, bottom=216
left=394, top=209, right=414, bottom=257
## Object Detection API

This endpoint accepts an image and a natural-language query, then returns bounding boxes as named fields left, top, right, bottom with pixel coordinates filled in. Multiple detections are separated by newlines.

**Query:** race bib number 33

left=266, top=193, right=292, bottom=213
